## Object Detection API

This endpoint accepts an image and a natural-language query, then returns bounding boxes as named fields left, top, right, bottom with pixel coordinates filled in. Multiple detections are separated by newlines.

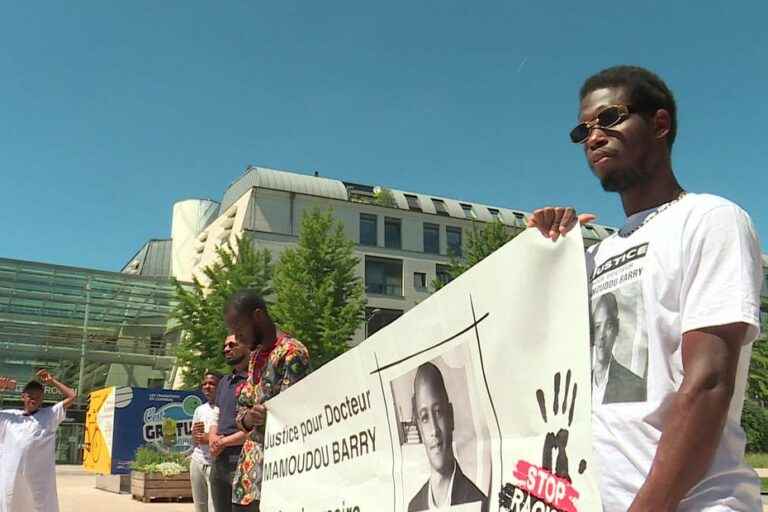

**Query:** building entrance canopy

left=0, top=257, right=187, bottom=403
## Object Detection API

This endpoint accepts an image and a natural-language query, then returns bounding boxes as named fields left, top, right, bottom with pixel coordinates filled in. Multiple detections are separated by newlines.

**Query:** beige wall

left=182, top=186, right=523, bottom=345
left=243, top=186, right=519, bottom=256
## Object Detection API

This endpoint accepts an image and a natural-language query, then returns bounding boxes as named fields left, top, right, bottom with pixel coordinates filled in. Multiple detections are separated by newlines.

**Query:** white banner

left=261, top=230, right=602, bottom=512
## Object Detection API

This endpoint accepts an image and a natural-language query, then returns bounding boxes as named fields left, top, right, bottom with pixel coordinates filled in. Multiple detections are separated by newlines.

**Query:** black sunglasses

left=569, top=104, right=641, bottom=144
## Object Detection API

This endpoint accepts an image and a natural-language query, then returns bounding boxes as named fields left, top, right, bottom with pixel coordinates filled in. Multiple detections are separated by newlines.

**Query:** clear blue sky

left=1, top=2, right=766, bottom=271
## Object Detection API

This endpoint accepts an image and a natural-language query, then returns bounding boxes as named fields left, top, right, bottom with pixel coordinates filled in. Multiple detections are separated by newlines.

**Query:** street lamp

left=365, top=308, right=382, bottom=339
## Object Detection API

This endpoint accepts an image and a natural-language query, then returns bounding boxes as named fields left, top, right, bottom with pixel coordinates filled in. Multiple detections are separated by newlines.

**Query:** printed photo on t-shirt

left=590, top=243, right=649, bottom=405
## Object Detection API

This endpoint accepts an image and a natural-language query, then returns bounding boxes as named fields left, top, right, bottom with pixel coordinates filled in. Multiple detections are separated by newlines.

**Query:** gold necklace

left=619, top=191, right=687, bottom=237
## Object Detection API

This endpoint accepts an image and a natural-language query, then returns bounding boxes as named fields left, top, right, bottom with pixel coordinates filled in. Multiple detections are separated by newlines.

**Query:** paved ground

left=58, top=466, right=191, bottom=512
left=56, top=465, right=768, bottom=511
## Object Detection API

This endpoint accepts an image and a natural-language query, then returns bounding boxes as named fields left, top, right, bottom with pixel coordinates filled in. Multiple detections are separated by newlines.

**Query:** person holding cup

left=190, top=370, right=222, bottom=512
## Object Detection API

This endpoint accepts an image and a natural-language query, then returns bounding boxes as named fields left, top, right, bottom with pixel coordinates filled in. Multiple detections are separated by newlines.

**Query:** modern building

left=2, top=165, right=766, bottom=464
left=0, top=257, right=185, bottom=463
left=124, top=165, right=618, bottom=343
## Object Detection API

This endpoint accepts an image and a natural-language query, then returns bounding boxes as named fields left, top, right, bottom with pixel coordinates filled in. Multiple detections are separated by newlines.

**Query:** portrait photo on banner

left=388, top=342, right=491, bottom=512
left=591, top=283, right=649, bottom=406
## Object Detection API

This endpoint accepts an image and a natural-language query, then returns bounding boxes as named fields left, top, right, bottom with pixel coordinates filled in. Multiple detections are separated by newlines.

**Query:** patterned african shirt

left=232, top=332, right=310, bottom=505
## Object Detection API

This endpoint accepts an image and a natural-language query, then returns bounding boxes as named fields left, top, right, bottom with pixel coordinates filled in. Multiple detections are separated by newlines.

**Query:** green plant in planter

left=129, top=445, right=189, bottom=476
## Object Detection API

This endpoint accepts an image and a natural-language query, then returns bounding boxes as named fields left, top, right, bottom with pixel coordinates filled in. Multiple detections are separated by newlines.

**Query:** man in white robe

left=0, top=370, right=76, bottom=512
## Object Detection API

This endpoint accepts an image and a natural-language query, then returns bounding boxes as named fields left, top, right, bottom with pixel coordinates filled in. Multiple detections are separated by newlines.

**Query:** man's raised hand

left=35, top=369, right=54, bottom=384
left=0, top=376, right=17, bottom=391
left=527, top=207, right=597, bottom=241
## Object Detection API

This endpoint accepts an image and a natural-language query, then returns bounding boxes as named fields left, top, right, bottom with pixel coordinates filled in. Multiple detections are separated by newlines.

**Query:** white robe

left=0, top=401, right=66, bottom=512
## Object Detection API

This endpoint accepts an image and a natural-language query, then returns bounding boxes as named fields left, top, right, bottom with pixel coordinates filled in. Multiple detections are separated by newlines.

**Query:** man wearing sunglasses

left=528, top=66, right=763, bottom=511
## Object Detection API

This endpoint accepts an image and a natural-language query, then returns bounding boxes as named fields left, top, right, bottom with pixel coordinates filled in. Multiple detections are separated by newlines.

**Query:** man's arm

left=628, top=322, right=747, bottom=512
left=219, top=431, right=248, bottom=448
left=37, top=370, right=77, bottom=409
left=208, top=407, right=224, bottom=456
left=210, top=425, right=248, bottom=455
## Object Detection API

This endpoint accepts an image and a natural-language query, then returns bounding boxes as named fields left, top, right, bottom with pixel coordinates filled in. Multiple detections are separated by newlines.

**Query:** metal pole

left=77, top=277, right=92, bottom=402
left=365, top=308, right=382, bottom=338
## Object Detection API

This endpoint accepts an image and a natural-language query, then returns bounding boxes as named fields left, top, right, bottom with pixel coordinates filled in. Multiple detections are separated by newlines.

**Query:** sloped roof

left=122, top=239, right=172, bottom=277
left=220, top=166, right=348, bottom=212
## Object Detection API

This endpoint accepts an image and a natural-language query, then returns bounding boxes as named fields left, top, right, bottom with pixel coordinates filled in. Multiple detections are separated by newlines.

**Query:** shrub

left=742, top=399, right=768, bottom=453
left=129, top=445, right=189, bottom=475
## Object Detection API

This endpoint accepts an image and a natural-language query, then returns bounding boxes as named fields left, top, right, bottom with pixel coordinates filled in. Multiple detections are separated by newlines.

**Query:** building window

left=385, top=217, right=402, bottom=249
left=405, top=194, right=422, bottom=212
left=424, top=223, right=440, bottom=254
left=488, top=208, right=502, bottom=222
left=460, top=203, right=475, bottom=219
left=365, top=256, right=403, bottom=296
left=447, top=227, right=462, bottom=257
left=436, top=264, right=453, bottom=287
left=414, top=272, right=427, bottom=290
left=360, top=213, right=378, bottom=246
left=432, top=199, right=449, bottom=216
left=365, top=307, right=404, bottom=337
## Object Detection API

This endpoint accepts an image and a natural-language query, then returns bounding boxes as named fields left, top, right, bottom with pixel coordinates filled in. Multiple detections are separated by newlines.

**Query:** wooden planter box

left=130, top=470, right=192, bottom=502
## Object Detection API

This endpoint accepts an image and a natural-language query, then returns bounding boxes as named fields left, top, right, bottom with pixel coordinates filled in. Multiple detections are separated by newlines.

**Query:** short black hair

left=580, top=65, right=677, bottom=149
left=203, top=370, right=223, bottom=381
left=23, top=381, right=44, bottom=394
left=225, top=289, right=267, bottom=317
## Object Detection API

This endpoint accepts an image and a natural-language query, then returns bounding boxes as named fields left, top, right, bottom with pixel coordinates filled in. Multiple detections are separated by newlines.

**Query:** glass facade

left=0, top=257, right=186, bottom=464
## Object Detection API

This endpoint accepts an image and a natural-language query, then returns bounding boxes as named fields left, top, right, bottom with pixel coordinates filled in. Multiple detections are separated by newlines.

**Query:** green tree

left=748, top=338, right=768, bottom=404
left=740, top=301, right=768, bottom=453
left=742, top=398, right=768, bottom=452
left=172, top=237, right=273, bottom=388
left=271, top=208, right=366, bottom=369
left=373, top=187, right=397, bottom=208
left=747, top=299, right=768, bottom=405
left=433, top=220, right=516, bottom=290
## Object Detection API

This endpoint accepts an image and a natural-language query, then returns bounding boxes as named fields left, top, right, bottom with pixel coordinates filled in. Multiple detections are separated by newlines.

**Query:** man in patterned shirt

left=224, top=289, right=310, bottom=511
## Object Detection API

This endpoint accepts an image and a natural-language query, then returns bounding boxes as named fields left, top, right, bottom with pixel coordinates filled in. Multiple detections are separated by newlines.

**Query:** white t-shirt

left=586, top=193, right=763, bottom=511
left=0, top=401, right=67, bottom=512
left=191, top=402, right=217, bottom=466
